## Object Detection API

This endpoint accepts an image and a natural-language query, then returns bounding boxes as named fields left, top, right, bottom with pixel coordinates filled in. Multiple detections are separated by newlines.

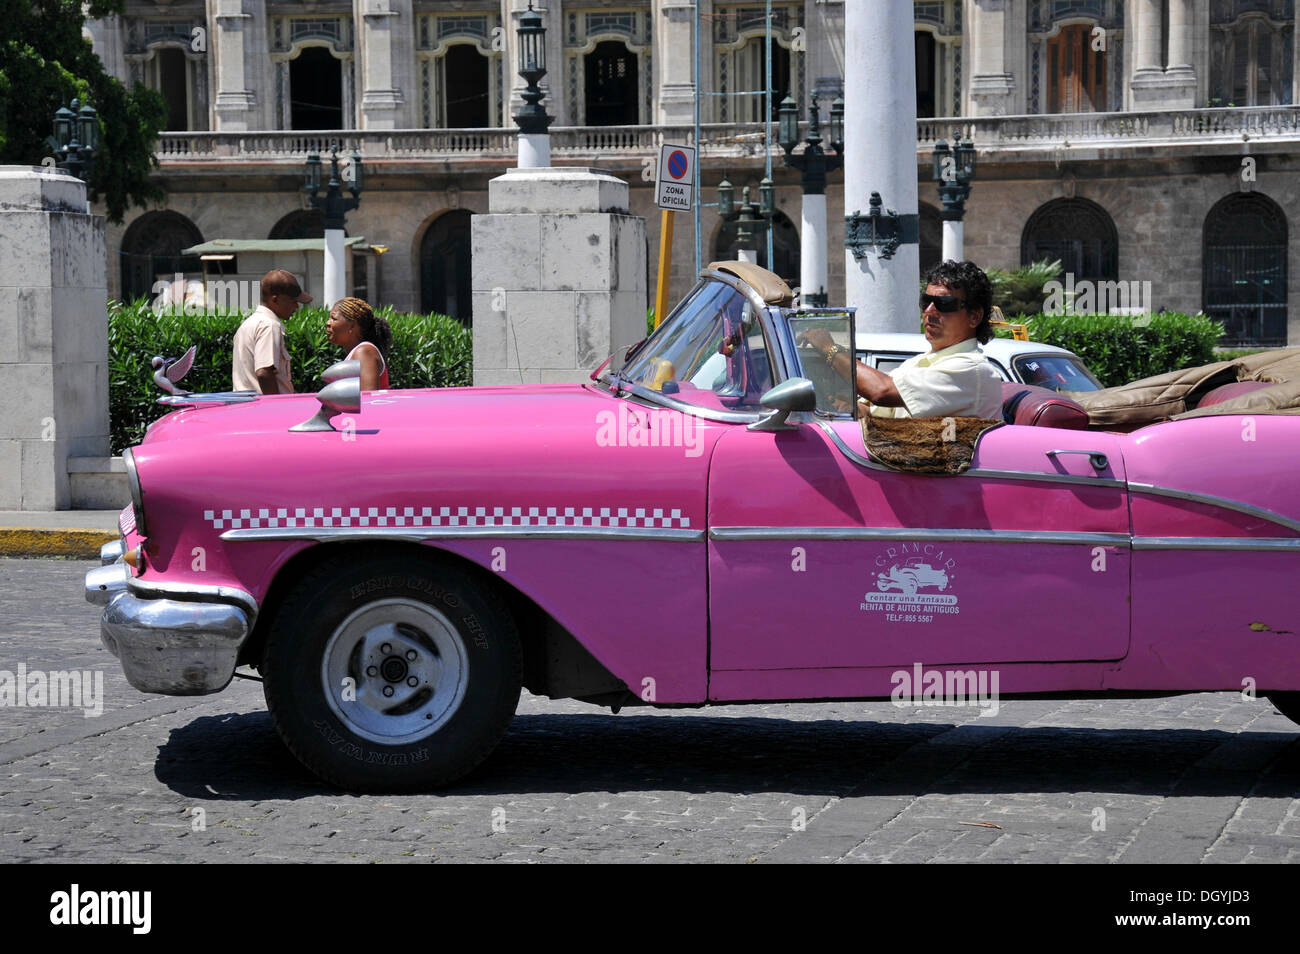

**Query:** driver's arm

left=800, top=327, right=904, bottom=407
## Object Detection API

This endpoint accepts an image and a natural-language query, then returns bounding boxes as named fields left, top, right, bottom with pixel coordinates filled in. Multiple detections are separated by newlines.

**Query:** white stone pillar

left=942, top=219, right=963, bottom=263
left=324, top=229, right=346, bottom=307
left=1167, top=0, right=1193, bottom=73
left=212, top=0, right=271, bottom=130
left=518, top=134, right=551, bottom=168
left=1133, top=0, right=1163, bottom=74
left=655, top=1, right=696, bottom=124
left=738, top=248, right=758, bottom=265
left=358, top=0, right=413, bottom=129
left=843, top=0, right=918, bottom=333
left=968, top=0, right=1016, bottom=116
left=471, top=168, right=647, bottom=385
left=800, top=193, right=828, bottom=302
left=0, top=168, right=108, bottom=510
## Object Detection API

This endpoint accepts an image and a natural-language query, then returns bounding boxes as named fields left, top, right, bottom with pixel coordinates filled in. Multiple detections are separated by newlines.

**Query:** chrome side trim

left=122, top=447, right=147, bottom=536
left=710, top=527, right=1131, bottom=546
left=1128, top=482, right=1300, bottom=534
left=1133, top=536, right=1300, bottom=551
left=815, top=421, right=1126, bottom=489
left=221, top=525, right=705, bottom=544
left=126, top=577, right=259, bottom=622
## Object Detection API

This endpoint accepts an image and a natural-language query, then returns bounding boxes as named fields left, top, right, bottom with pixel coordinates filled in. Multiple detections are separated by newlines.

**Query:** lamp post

left=304, top=144, right=364, bottom=308
left=49, top=99, right=99, bottom=181
left=778, top=96, right=844, bottom=306
left=932, top=137, right=976, bottom=262
left=514, top=1, right=552, bottom=168
left=717, top=178, right=775, bottom=266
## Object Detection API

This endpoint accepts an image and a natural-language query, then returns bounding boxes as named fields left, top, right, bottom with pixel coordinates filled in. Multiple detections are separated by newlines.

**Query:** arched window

left=713, top=209, right=801, bottom=288
left=123, top=20, right=207, bottom=130
left=1026, top=0, right=1123, bottom=113
left=290, top=48, right=344, bottom=129
left=415, top=13, right=503, bottom=129
left=420, top=210, right=474, bottom=323
left=1203, top=193, right=1289, bottom=346
left=711, top=4, right=803, bottom=123
left=1021, top=198, right=1118, bottom=284
left=919, top=203, right=944, bottom=273
left=1047, top=24, right=1106, bottom=112
left=585, top=41, right=640, bottom=125
left=119, top=211, right=203, bottom=302
left=1210, top=5, right=1295, bottom=107
left=268, top=210, right=327, bottom=240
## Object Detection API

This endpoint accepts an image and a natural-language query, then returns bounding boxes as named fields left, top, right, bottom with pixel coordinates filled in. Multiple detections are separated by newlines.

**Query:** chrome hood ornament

left=152, top=346, right=196, bottom=396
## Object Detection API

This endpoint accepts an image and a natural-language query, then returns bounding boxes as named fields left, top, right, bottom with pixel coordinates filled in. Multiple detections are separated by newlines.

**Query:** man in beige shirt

left=233, top=269, right=312, bottom=394
left=807, top=260, right=1003, bottom=420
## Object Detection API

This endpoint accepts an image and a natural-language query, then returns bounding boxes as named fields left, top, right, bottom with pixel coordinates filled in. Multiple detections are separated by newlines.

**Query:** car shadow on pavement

left=153, top=709, right=1300, bottom=800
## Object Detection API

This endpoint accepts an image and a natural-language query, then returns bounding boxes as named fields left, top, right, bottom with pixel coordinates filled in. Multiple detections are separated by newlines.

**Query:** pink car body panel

left=125, top=359, right=1300, bottom=706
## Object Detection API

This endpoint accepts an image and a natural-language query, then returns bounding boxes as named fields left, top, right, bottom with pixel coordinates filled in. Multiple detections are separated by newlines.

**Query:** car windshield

left=1012, top=354, right=1102, bottom=392
left=615, top=280, right=777, bottom=412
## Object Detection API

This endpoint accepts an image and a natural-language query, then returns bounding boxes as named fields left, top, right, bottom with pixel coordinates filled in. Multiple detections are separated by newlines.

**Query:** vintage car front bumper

left=85, top=559, right=253, bottom=696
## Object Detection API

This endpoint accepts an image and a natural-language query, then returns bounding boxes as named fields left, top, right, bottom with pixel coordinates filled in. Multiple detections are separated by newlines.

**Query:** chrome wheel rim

left=321, top=598, right=469, bottom=745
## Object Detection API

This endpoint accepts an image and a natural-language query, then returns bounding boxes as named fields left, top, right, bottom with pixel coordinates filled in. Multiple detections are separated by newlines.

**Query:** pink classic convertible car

left=86, top=262, right=1300, bottom=790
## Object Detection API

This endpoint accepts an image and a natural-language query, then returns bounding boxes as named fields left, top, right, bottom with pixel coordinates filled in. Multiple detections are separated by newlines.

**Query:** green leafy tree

left=0, top=0, right=167, bottom=221
left=985, top=259, right=1064, bottom=318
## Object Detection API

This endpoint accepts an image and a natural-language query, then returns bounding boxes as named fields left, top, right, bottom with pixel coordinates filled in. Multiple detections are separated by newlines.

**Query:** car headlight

left=122, top=447, right=147, bottom=537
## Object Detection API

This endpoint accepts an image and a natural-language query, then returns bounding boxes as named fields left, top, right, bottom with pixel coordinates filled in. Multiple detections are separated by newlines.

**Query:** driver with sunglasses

left=807, top=260, right=1003, bottom=420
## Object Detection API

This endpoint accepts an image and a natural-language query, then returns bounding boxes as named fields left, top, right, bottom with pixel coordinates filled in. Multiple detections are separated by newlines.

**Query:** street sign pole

left=655, top=209, right=674, bottom=329
left=653, top=144, right=696, bottom=330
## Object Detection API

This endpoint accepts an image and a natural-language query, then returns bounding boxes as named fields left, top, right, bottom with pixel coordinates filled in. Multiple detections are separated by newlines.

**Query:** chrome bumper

left=85, top=562, right=253, bottom=695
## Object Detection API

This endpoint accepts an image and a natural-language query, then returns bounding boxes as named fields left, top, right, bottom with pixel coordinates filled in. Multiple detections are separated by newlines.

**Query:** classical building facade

left=89, top=0, right=1300, bottom=345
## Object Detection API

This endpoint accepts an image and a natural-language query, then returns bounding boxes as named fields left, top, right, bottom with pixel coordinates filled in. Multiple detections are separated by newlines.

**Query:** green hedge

left=109, top=300, right=471, bottom=454
left=994, top=311, right=1225, bottom=387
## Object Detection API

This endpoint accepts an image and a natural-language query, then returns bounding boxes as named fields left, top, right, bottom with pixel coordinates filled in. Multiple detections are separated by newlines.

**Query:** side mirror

left=748, top=378, right=816, bottom=432
left=290, top=378, right=361, bottom=432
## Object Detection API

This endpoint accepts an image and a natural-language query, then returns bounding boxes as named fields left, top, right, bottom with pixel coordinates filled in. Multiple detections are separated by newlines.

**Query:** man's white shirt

left=869, top=338, right=1003, bottom=419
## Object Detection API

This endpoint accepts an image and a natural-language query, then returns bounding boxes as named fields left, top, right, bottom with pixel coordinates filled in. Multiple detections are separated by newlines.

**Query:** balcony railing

left=155, top=106, right=1300, bottom=166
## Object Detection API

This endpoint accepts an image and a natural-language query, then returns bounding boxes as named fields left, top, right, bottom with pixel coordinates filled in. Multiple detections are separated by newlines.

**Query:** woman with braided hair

left=326, top=297, right=392, bottom=391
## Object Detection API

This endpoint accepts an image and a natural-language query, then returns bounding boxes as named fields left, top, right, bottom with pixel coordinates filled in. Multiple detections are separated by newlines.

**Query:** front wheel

left=262, top=550, right=521, bottom=791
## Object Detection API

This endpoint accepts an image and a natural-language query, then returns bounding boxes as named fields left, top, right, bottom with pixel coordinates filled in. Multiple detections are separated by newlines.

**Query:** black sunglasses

left=920, top=293, right=966, bottom=313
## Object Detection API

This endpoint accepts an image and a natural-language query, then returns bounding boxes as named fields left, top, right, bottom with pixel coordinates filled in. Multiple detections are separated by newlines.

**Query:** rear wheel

left=262, top=550, right=521, bottom=791
left=1267, top=692, right=1300, bottom=728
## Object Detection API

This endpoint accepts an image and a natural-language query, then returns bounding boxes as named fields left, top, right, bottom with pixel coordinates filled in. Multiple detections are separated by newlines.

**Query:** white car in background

left=854, top=333, right=1103, bottom=392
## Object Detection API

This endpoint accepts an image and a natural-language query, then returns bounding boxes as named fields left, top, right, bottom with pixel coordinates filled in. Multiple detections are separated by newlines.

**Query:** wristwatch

left=823, top=344, right=844, bottom=362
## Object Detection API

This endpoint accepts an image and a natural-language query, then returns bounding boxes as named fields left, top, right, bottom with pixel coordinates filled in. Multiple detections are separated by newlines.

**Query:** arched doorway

left=713, top=209, right=801, bottom=288
left=1021, top=198, right=1118, bottom=283
left=119, top=211, right=203, bottom=302
left=919, top=202, right=943, bottom=272
left=1203, top=193, right=1289, bottom=346
left=290, top=47, right=343, bottom=129
left=584, top=41, right=639, bottom=125
left=420, top=210, right=473, bottom=323
left=269, top=209, right=328, bottom=240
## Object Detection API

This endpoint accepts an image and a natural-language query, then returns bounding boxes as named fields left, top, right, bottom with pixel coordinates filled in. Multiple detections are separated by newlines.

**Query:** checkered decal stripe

left=203, top=505, right=692, bottom=530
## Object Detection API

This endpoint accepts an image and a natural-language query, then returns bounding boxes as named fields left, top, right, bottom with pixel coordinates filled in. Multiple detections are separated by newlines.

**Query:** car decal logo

left=861, top=545, right=960, bottom=623
left=202, top=505, right=691, bottom=530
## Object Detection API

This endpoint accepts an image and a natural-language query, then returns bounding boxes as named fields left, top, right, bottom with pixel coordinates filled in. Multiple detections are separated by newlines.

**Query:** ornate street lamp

left=304, top=144, right=364, bottom=306
left=778, top=96, right=846, bottom=306
left=513, top=1, right=552, bottom=168
left=933, top=136, right=977, bottom=261
left=717, top=177, right=775, bottom=265
left=49, top=99, right=99, bottom=181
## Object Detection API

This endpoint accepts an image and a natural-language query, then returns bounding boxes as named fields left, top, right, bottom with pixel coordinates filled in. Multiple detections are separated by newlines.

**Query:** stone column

left=212, top=0, right=271, bottom=130
left=655, top=1, right=696, bottom=125
left=800, top=193, right=828, bottom=303
left=1131, top=0, right=1195, bottom=109
left=805, top=0, right=845, bottom=106
left=0, top=169, right=109, bottom=510
left=471, top=168, right=647, bottom=384
left=1132, top=0, right=1163, bottom=75
left=843, top=0, right=919, bottom=333
left=942, top=219, right=963, bottom=262
left=358, top=0, right=413, bottom=129
left=967, top=0, right=1016, bottom=116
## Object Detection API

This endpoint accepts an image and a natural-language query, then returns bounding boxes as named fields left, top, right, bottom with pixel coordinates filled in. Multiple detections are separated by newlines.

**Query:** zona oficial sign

left=655, top=143, right=695, bottom=211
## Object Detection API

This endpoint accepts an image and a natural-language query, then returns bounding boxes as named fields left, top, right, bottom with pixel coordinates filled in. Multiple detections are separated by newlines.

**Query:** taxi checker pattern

left=203, top=504, right=693, bottom=531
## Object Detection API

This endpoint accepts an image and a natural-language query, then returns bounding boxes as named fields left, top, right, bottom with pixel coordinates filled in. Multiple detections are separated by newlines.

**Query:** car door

left=706, top=419, right=1131, bottom=697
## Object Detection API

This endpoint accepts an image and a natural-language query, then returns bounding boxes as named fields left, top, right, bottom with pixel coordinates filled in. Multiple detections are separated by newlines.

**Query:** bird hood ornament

left=152, top=345, right=196, bottom=396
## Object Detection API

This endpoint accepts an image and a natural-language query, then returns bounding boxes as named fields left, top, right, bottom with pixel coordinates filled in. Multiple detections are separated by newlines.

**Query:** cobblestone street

left=3, top=559, right=1299, bottom=864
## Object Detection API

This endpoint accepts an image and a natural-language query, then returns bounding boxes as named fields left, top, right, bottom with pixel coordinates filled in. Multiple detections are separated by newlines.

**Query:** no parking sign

left=655, top=144, right=695, bottom=211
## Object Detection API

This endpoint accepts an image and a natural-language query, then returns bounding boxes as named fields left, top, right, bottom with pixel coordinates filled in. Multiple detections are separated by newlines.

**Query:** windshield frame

left=603, top=269, right=796, bottom=423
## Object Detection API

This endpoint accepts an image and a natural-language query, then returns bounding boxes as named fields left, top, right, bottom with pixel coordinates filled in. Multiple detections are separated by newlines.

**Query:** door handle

left=1046, top=448, right=1109, bottom=472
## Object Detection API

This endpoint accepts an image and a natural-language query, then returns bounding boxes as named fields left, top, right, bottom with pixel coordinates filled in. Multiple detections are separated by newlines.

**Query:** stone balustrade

left=155, top=106, right=1300, bottom=168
